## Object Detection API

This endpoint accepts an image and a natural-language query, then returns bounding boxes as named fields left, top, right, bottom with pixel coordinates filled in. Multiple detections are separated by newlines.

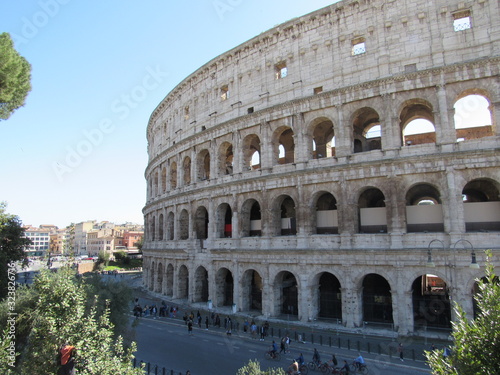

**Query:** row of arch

left=147, top=93, right=495, bottom=198
left=146, top=178, right=500, bottom=241
left=145, top=261, right=485, bottom=331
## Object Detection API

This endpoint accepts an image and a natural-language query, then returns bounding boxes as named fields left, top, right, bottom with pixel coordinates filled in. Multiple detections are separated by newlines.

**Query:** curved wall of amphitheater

left=143, top=0, right=500, bottom=335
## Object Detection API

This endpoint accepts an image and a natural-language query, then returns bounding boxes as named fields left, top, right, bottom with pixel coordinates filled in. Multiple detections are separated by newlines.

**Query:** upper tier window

left=275, top=62, right=288, bottom=79
left=453, top=10, right=471, bottom=31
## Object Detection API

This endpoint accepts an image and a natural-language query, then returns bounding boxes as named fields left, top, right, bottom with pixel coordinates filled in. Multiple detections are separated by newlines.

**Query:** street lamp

left=452, top=239, right=480, bottom=269
left=426, top=239, right=444, bottom=267
left=426, top=239, right=480, bottom=269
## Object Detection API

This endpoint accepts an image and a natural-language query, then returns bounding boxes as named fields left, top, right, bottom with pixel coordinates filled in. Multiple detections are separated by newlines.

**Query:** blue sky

left=0, top=0, right=339, bottom=228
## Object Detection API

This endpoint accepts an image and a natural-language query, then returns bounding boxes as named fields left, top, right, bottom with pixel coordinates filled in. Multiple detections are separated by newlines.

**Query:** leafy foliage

left=0, top=202, right=31, bottom=299
left=16, top=267, right=143, bottom=375
left=236, top=359, right=286, bottom=375
left=425, top=251, right=500, bottom=375
left=81, top=272, right=133, bottom=337
left=0, top=33, right=31, bottom=120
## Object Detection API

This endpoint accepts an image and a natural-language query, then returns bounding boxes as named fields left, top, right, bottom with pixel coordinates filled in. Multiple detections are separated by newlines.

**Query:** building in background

left=73, top=220, right=96, bottom=256
left=24, top=225, right=57, bottom=257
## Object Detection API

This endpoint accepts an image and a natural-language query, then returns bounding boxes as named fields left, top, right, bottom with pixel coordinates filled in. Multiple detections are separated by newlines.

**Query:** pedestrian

left=185, top=371, right=191, bottom=375
left=187, top=320, right=193, bottom=335
left=57, top=343, right=76, bottom=375
left=280, top=337, right=286, bottom=353
left=430, top=343, right=436, bottom=351
left=205, top=316, right=209, bottom=330
left=398, top=343, right=404, bottom=362
left=260, top=325, right=266, bottom=341
left=331, top=353, right=338, bottom=367
left=251, top=321, right=257, bottom=339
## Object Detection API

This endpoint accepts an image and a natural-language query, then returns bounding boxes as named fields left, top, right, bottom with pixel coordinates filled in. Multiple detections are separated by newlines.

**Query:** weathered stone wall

left=142, top=0, right=500, bottom=337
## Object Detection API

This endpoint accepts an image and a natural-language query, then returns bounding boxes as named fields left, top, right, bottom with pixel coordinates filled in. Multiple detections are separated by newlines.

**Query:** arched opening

left=315, top=192, right=338, bottom=234
left=194, top=266, right=209, bottom=303
left=405, top=184, right=444, bottom=232
left=352, top=107, right=382, bottom=153
left=150, top=216, right=156, bottom=241
left=241, top=269, right=263, bottom=313
left=463, top=179, right=500, bottom=232
left=241, top=199, right=262, bottom=237
left=195, top=206, right=209, bottom=240
left=170, top=161, right=177, bottom=189
left=274, top=127, right=295, bottom=165
left=399, top=100, right=436, bottom=146
left=362, top=274, right=393, bottom=324
left=216, top=268, right=234, bottom=307
left=197, top=149, right=210, bottom=181
left=312, top=119, right=335, bottom=159
left=216, top=203, right=232, bottom=238
left=277, top=196, right=296, bottom=236
left=318, top=272, right=342, bottom=320
left=183, top=156, right=191, bottom=185
left=179, top=209, right=189, bottom=240
left=454, top=94, right=493, bottom=141
left=358, top=188, right=387, bottom=233
left=167, top=212, right=174, bottom=240
left=219, top=142, right=234, bottom=175
left=243, top=134, right=261, bottom=170
left=177, top=265, right=189, bottom=299
left=275, top=271, right=298, bottom=317
left=412, top=275, right=451, bottom=330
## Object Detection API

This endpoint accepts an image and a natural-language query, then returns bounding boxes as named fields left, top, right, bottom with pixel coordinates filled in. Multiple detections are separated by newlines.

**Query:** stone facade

left=143, top=0, right=500, bottom=336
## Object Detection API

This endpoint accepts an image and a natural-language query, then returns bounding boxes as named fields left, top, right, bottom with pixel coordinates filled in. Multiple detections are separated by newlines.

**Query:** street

left=132, top=313, right=432, bottom=375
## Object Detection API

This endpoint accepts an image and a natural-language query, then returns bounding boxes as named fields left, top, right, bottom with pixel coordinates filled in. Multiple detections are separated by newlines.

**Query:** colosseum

left=143, top=0, right=500, bottom=337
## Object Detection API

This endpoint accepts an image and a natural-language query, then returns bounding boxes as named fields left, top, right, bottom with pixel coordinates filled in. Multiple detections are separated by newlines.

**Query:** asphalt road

left=132, top=314, right=432, bottom=375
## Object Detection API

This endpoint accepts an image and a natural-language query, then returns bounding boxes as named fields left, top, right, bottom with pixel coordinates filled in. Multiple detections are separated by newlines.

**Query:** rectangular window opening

left=275, top=62, right=288, bottom=79
left=247, top=107, right=254, bottom=114
left=453, top=16, right=471, bottom=31
left=221, top=85, right=229, bottom=101
left=351, top=41, right=366, bottom=56
left=314, top=86, right=323, bottom=95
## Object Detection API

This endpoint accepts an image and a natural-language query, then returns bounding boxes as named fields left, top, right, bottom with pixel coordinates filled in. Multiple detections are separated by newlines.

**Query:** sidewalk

left=128, top=274, right=441, bottom=374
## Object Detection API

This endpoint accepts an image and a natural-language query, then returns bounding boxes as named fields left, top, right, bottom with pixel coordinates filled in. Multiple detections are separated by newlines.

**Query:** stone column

left=341, top=286, right=362, bottom=328
left=435, top=84, right=456, bottom=144
left=333, top=105, right=351, bottom=159
left=261, top=121, right=273, bottom=170
left=444, top=167, right=465, bottom=234
left=380, top=93, right=401, bottom=150
left=298, top=272, right=310, bottom=322
left=492, top=101, right=500, bottom=136
left=391, top=289, right=413, bottom=335
left=233, top=130, right=242, bottom=174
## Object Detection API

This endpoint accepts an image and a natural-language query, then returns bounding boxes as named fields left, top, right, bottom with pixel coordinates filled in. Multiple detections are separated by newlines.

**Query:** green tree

left=81, top=272, right=133, bottom=338
left=236, top=359, right=286, bottom=375
left=17, top=267, right=143, bottom=375
left=0, top=33, right=32, bottom=120
left=0, top=202, right=31, bottom=299
left=426, top=251, right=500, bottom=375
left=133, top=236, right=143, bottom=251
